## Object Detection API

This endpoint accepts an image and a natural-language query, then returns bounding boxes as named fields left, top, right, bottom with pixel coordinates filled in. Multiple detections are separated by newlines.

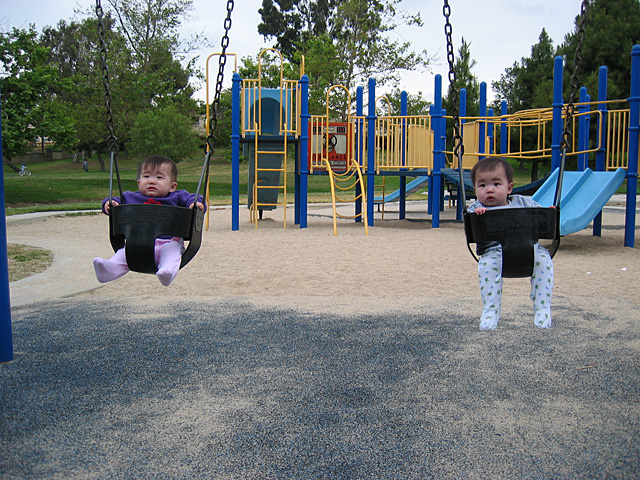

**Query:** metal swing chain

left=206, top=0, right=234, bottom=154
left=96, top=0, right=117, bottom=153
left=443, top=0, right=466, bottom=206
left=555, top=0, right=588, bottom=208
left=96, top=0, right=124, bottom=201
left=560, top=0, right=589, bottom=154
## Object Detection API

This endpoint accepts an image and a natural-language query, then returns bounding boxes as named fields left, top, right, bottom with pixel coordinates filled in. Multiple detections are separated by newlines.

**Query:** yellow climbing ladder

left=325, top=158, right=369, bottom=236
left=243, top=49, right=298, bottom=229
left=250, top=133, right=289, bottom=228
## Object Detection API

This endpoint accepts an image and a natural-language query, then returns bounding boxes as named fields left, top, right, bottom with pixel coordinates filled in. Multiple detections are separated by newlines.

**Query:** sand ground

left=1, top=201, right=639, bottom=478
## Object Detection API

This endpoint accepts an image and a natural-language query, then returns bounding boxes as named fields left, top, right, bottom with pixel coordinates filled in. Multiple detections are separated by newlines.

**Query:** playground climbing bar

left=0, top=80, right=14, bottom=363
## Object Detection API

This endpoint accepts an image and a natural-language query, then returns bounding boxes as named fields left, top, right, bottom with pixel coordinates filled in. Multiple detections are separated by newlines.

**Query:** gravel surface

left=1, top=296, right=638, bottom=479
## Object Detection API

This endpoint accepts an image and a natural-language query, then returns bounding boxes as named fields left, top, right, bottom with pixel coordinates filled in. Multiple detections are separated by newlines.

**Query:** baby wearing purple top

left=93, top=155, right=205, bottom=286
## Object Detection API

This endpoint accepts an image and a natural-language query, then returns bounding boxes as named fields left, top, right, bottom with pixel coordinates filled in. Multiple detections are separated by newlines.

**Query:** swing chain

left=206, top=0, right=234, bottom=154
left=561, top=0, right=589, bottom=153
left=443, top=1, right=463, bottom=161
left=96, top=0, right=117, bottom=154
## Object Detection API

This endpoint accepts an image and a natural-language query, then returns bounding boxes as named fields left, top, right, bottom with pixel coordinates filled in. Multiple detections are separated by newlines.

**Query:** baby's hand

left=474, top=206, right=487, bottom=215
left=104, top=200, right=119, bottom=214
left=189, top=202, right=205, bottom=211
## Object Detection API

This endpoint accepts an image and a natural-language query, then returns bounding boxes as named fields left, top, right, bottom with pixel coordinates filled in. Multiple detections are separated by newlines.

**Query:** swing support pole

left=0, top=80, right=14, bottom=363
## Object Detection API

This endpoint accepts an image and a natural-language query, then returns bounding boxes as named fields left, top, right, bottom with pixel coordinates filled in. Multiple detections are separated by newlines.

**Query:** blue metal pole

left=432, top=74, right=443, bottom=228
left=596, top=66, right=608, bottom=173
left=551, top=56, right=564, bottom=172
left=298, top=74, right=309, bottom=229
left=231, top=72, right=241, bottom=231
left=427, top=104, right=435, bottom=216
left=594, top=66, right=609, bottom=236
left=399, top=91, right=407, bottom=220
left=625, top=45, right=640, bottom=248
left=367, top=78, right=376, bottom=227
left=0, top=80, right=13, bottom=363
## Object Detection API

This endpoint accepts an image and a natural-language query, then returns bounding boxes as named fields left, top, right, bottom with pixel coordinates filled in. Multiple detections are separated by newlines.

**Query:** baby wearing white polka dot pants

left=477, top=244, right=553, bottom=330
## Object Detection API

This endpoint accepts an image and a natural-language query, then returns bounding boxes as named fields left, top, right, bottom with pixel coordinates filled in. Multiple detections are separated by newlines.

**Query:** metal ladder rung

left=257, top=150, right=287, bottom=155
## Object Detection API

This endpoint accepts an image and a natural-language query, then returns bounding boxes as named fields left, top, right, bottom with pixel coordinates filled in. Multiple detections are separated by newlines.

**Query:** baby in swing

left=467, top=157, right=553, bottom=330
left=93, top=155, right=205, bottom=287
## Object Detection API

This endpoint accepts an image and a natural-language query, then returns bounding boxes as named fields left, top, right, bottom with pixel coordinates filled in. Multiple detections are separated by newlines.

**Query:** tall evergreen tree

left=491, top=29, right=555, bottom=112
left=559, top=0, right=640, bottom=102
left=444, top=37, right=479, bottom=118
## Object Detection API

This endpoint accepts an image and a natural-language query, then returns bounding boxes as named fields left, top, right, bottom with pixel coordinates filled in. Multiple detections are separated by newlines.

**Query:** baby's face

left=137, top=164, right=177, bottom=198
left=474, top=165, right=513, bottom=207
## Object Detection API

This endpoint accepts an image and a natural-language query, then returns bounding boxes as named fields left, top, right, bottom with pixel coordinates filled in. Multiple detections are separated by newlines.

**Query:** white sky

left=1, top=0, right=584, bottom=103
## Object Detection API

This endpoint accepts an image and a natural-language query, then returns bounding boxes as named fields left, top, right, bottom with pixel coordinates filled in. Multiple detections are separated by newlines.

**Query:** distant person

left=467, top=157, right=554, bottom=330
left=93, top=155, right=205, bottom=286
left=82, top=158, right=88, bottom=172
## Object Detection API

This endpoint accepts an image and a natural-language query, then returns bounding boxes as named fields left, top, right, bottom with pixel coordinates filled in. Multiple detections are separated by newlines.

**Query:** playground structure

left=209, top=46, right=639, bottom=246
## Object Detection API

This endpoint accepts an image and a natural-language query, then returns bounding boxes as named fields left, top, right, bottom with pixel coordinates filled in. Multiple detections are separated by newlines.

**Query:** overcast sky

left=2, top=0, right=584, bottom=103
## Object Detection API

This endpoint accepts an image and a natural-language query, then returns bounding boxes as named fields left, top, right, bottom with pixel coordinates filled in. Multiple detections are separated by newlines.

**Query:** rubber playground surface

left=1, top=201, right=639, bottom=478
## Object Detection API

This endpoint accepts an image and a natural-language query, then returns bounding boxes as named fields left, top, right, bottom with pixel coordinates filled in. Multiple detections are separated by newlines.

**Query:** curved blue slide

left=374, top=176, right=429, bottom=203
left=532, top=167, right=626, bottom=235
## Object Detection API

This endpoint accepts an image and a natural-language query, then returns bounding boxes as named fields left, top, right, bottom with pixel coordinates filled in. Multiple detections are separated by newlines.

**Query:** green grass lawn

left=3, top=150, right=635, bottom=215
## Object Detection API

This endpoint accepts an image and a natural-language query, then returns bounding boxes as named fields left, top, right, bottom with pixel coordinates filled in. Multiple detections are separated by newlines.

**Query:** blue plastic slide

left=374, top=176, right=429, bottom=203
left=532, top=167, right=626, bottom=235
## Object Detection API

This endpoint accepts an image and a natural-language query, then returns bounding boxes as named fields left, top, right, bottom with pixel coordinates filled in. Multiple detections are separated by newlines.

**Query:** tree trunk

left=531, top=160, right=539, bottom=182
left=96, top=151, right=106, bottom=172
left=2, top=158, right=19, bottom=172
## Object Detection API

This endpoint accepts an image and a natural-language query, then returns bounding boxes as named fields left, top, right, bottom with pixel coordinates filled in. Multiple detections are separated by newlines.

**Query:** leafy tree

left=383, top=88, right=431, bottom=117
left=0, top=27, right=75, bottom=165
left=40, top=16, right=127, bottom=169
left=258, top=0, right=336, bottom=61
left=105, top=0, right=198, bottom=111
left=258, top=0, right=433, bottom=117
left=128, top=104, right=199, bottom=160
left=559, top=0, right=640, bottom=102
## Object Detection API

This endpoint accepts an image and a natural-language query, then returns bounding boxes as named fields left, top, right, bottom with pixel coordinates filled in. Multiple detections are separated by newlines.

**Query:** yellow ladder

left=250, top=133, right=288, bottom=228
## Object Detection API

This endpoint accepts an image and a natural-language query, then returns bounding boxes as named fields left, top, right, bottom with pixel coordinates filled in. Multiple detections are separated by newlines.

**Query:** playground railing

left=374, top=115, right=434, bottom=173
left=444, top=100, right=633, bottom=171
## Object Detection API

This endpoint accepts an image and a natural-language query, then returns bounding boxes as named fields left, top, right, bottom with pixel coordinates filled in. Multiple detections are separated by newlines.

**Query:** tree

left=0, top=27, right=75, bottom=165
left=441, top=37, right=479, bottom=155
left=491, top=29, right=556, bottom=179
left=443, top=37, right=479, bottom=118
left=105, top=0, right=198, bottom=110
left=383, top=88, right=431, bottom=117
left=258, top=0, right=335, bottom=61
left=559, top=0, right=640, bottom=102
left=258, top=0, right=433, bottom=117
left=128, top=104, right=199, bottom=160
left=40, top=17, right=125, bottom=169
left=491, top=29, right=555, bottom=113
